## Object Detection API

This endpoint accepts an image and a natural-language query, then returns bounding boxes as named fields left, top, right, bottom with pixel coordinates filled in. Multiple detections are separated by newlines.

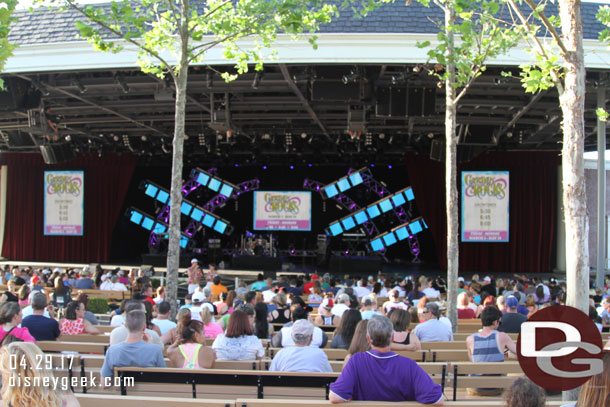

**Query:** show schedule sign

left=254, top=191, right=311, bottom=231
left=44, top=171, right=84, bottom=235
left=461, top=171, right=509, bottom=242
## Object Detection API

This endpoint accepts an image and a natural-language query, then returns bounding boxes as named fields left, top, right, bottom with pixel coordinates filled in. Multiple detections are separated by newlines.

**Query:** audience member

left=110, top=299, right=130, bottom=327
left=17, top=284, right=30, bottom=307
left=360, top=296, right=382, bottom=320
left=199, top=306, right=223, bottom=339
left=74, top=268, right=94, bottom=290
left=329, top=315, right=444, bottom=404
left=0, top=302, right=35, bottom=343
left=161, top=308, right=192, bottom=345
left=21, top=292, right=60, bottom=341
left=110, top=301, right=163, bottom=348
left=524, top=294, right=538, bottom=317
left=457, top=292, right=476, bottom=318
left=153, top=286, right=165, bottom=304
left=60, top=301, right=100, bottom=335
left=422, top=278, right=441, bottom=299
left=250, top=273, right=266, bottom=291
left=152, top=301, right=177, bottom=335
left=166, top=315, right=215, bottom=369
left=215, top=291, right=236, bottom=316
left=210, top=275, right=228, bottom=297
left=273, top=305, right=328, bottom=348
left=102, top=310, right=166, bottom=379
left=382, top=289, right=409, bottom=314
left=413, top=303, right=453, bottom=342
left=344, top=320, right=370, bottom=366
left=140, top=285, right=156, bottom=307
left=212, top=310, right=264, bottom=360
left=52, top=277, right=71, bottom=308
left=254, top=302, right=273, bottom=339
left=331, top=294, right=351, bottom=318
left=388, top=308, right=421, bottom=351
left=307, top=285, right=324, bottom=303
left=268, top=292, right=291, bottom=324
left=481, top=276, right=497, bottom=297
left=466, top=306, right=516, bottom=396
left=0, top=342, right=80, bottom=407
left=503, top=377, right=545, bottom=407
left=560, top=351, right=609, bottom=407
left=269, top=320, right=332, bottom=373
left=75, top=293, right=99, bottom=326
left=331, top=309, right=361, bottom=349
left=109, top=274, right=127, bottom=291
left=406, top=281, right=424, bottom=304
left=187, top=258, right=203, bottom=294
left=499, top=296, right=527, bottom=333
left=314, top=297, right=339, bottom=326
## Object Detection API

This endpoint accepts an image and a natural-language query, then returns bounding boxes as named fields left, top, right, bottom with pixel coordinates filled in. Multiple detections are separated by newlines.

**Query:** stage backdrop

left=0, top=152, right=137, bottom=262
left=461, top=171, right=509, bottom=242
left=253, top=191, right=312, bottom=231
left=44, top=170, right=84, bottom=236
left=405, top=151, right=559, bottom=273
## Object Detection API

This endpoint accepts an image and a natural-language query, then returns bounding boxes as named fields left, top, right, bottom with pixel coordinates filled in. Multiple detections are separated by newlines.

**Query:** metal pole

left=597, top=82, right=607, bottom=291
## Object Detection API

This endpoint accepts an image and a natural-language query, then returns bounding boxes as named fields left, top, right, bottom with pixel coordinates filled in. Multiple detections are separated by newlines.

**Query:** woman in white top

left=212, top=310, right=264, bottom=360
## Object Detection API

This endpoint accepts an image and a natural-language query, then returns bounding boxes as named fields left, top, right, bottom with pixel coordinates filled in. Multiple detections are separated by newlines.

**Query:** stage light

left=388, top=164, right=392, bottom=169
left=141, top=135, right=147, bottom=142
left=65, top=135, right=71, bottom=142
left=113, top=134, right=119, bottom=142
left=379, top=198, right=393, bottom=213
left=378, top=133, right=386, bottom=140
left=354, top=210, right=368, bottom=225
left=262, top=165, right=268, bottom=170
left=199, top=134, right=206, bottom=146
left=370, top=164, right=375, bottom=168
left=234, top=163, right=239, bottom=167
left=383, top=233, right=397, bottom=247
left=341, top=217, right=356, bottom=231
left=181, top=202, right=193, bottom=216
left=300, top=132, right=308, bottom=139
left=370, top=238, right=384, bottom=252
left=290, top=165, right=294, bottom=170
left=308, top=163, right=312, bottom=167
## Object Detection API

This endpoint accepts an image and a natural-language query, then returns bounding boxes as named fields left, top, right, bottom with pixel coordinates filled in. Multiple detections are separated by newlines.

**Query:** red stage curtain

left=0, top=152, right=137, bottom=263
left=405, top=151, right=560, bottom=273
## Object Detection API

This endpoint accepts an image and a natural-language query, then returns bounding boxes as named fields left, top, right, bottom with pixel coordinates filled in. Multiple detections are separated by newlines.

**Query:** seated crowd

left=0, top=263, right=608, bottom=407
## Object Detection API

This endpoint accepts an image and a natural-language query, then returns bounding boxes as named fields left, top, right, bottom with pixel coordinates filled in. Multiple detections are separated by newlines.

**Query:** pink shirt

left=0, top=326, right=36, bottom=343
left=203, top=322, right=224, bottom=339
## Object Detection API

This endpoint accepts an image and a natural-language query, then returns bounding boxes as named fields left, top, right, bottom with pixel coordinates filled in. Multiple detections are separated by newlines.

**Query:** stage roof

left=1, top=2, right=609, bottom=166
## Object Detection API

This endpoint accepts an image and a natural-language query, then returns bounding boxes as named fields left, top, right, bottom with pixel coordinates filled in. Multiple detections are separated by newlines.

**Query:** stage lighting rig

left=190, top=168, right=241, bottom=199
left=320, top=167, right=368, bottom=199
left=367, top=217, right=428, bottom=252
left=126, top=207, right=191, bottom=249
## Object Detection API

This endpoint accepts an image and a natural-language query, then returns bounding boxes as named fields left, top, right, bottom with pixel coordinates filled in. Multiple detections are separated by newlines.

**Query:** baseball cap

left=321, top=297, right=333, bottom=309
left=191, top=258, right=199, bottom=264
left=549, top=277, right=558, bottom=285
left=30, top=276, right=40, bottom=285
left=311, top=274, right=320, bottom=280
left=368, top=275, right=375, bottom=281
left=506, top=295, right=519, bottom=308
left=192, top=291, right=206, bottom=304
left=291, top=319, right=314, bottom=340
left=42, top=269, right=51, bottom=275
left=483, top=276, right=492, bottom=283
left=458, top=277, right=465, bottom=282
left=53, top=268, right=61, bottom=273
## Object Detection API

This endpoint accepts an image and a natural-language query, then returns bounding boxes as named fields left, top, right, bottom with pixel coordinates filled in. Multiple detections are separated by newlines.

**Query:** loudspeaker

left=430, top=139, right=444, bottom=162
left=0, top=78, right=30, bottom=111
left=39, top=143, right=75, bottom=164
left=376, top=87, right=436, bottom=118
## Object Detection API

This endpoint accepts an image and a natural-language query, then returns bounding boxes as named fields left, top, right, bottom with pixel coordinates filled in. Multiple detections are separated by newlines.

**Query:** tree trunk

left=445, top=6, right=458, bottom=332
left=166, top=47, right=189, bottom=321
left=558, top=0, right=587, bottom=398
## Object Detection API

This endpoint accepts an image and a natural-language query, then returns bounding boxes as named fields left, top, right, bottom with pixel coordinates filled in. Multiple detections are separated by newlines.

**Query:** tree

left=0, top=0, right=18, bottom=88
left=46, top=0, right=380, bottom=318
left=507, top=0, right=588, bottom=316
left=415, top=0, right=518, bottom=330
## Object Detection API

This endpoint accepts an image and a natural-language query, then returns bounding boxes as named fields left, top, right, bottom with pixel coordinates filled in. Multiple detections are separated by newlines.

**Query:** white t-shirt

left=269, top=345, right=332, bottom=372
left=111, top=282, right=128, bottom=292
left=280, top=325, right=325, bottom=348
left=109, top=325, right=163, bottom=349
left=151, top=318, right=177, bottom=335
left=99, top=281, right=114, bottom=291
left=422, top=287, right=441, bottom=299
left=212, top=334, right=264, bottom=360
left=331, top=303, right=349, bottom=318
left=262, top=290, right=277, bottom=303
left=110, top=315, right=125, bottom=327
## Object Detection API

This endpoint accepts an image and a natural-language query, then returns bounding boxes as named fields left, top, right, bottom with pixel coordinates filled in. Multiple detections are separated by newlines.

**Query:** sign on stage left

left=461, top=170, right=509, bottom=242
left=44, top=171, right=84, bottom=236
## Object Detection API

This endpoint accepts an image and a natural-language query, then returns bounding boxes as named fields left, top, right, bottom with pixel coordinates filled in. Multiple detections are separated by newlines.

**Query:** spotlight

left=141, top=135, right=147, bottom=142
left=365, top=133, right=372, bottom=146
left=506, top=131, right=513, bottom=138
left=308, top=163, right=312, bottom=167
left=251, top=72, right=263, bottom=89
left=437, top=81, right=443, bottom=89
left=122, top=134, right=130, bottom=146
left=427, top=132, right=435, bottom=139
left=64, top=135, right=71, bottom=142
left=262, top=165, right=268, bottom=170
left=300, top=132, right=307, bottom=139
left=342, top=69, right=360, bottom=84
left=370, top=164, right=375, bottom=168
left=113, top=134, right=119, bottom=142
left=388, top=164, right=392, bottom=169
left=234, top=163, right=239, bottom=167
left=198, top=134, right=206, bottom=146
left=378, top=133, right=386, bottom=140
left=413, top=65, right=421, bottom=73
left=290, top=165, right=294, bottom=170
left=262, top=133, right=271, bottom=141
left=285, top=133, right=293, bottom=146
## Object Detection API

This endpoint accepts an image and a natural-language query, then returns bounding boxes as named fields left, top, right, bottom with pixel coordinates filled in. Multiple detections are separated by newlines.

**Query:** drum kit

left=243, top=233, right=273, bottom=256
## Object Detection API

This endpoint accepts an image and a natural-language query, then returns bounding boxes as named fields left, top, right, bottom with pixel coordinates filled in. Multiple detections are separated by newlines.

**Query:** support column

left=596, top=81, right=607, bottom=290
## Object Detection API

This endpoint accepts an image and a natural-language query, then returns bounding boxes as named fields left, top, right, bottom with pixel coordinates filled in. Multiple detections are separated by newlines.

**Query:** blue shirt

left=21, top=315, right=60, bottom=341
left=413, top=319, right=454, bottom=342
left=101, top=340, right=165, bottom=378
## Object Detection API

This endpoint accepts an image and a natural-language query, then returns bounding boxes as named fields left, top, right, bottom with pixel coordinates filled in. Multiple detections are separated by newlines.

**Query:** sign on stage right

left=253, top=191, right=311, bottom=231
left=461, top=170, right=509, bottom=242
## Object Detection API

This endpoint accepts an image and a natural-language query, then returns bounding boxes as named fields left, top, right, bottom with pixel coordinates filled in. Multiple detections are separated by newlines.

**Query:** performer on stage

left=206, top=264, right=218, bottom=283
left=187, top=259, right=203, bottom=294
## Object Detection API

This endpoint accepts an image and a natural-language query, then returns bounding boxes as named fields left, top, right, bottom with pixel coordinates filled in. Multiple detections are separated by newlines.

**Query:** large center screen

left=253, top=191, right=312, bottom=231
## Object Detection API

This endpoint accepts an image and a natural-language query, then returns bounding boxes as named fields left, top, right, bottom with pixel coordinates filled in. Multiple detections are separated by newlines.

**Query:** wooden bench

left=115, top=367, right=340, bottom=399
left=421, top=341, right=466, bottom=351
left=448, top=362, right=523, bottom=401
left=76, top=394, right=234, bottom=407
left=38, top=341, right=108, bottom=355
left=96, top=325, right=116, bottom=333
left=61, top=334, right=111, bottom=344
left=43, top=287, right=132, bottom=302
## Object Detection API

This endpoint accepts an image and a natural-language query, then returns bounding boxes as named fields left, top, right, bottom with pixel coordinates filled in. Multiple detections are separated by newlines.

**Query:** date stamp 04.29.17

left=7, top=354, right=134, bottom=390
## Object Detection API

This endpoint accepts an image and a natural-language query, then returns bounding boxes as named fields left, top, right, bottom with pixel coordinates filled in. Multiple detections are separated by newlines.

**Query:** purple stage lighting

left=290, top=165, right=294, bottom=170
left=263, top=165, right=267, bottom=170
left=370, top=164, right=375, bottom=167
left=234, top=163, right=239, bottom=167
left=308, top=163, right=312, bottom=167
left=388, top=165, right=392, bottom=169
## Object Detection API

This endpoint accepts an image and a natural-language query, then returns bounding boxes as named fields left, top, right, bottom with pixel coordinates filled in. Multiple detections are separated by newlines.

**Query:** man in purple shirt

left=329, top=315, right=444, bottom=405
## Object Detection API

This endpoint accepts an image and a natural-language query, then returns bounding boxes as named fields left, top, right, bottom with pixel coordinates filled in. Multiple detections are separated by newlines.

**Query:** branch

left=188, top=29, right=251, bottom=63
left=522, top=0, right=569, bottom=58
left=506, top=0, right=564, bottom=94
left=65, top=0, right=177, bottom=82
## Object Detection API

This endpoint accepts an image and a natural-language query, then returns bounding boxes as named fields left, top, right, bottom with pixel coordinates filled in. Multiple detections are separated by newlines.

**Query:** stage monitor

left=254, top=191, right=312, bottom=231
